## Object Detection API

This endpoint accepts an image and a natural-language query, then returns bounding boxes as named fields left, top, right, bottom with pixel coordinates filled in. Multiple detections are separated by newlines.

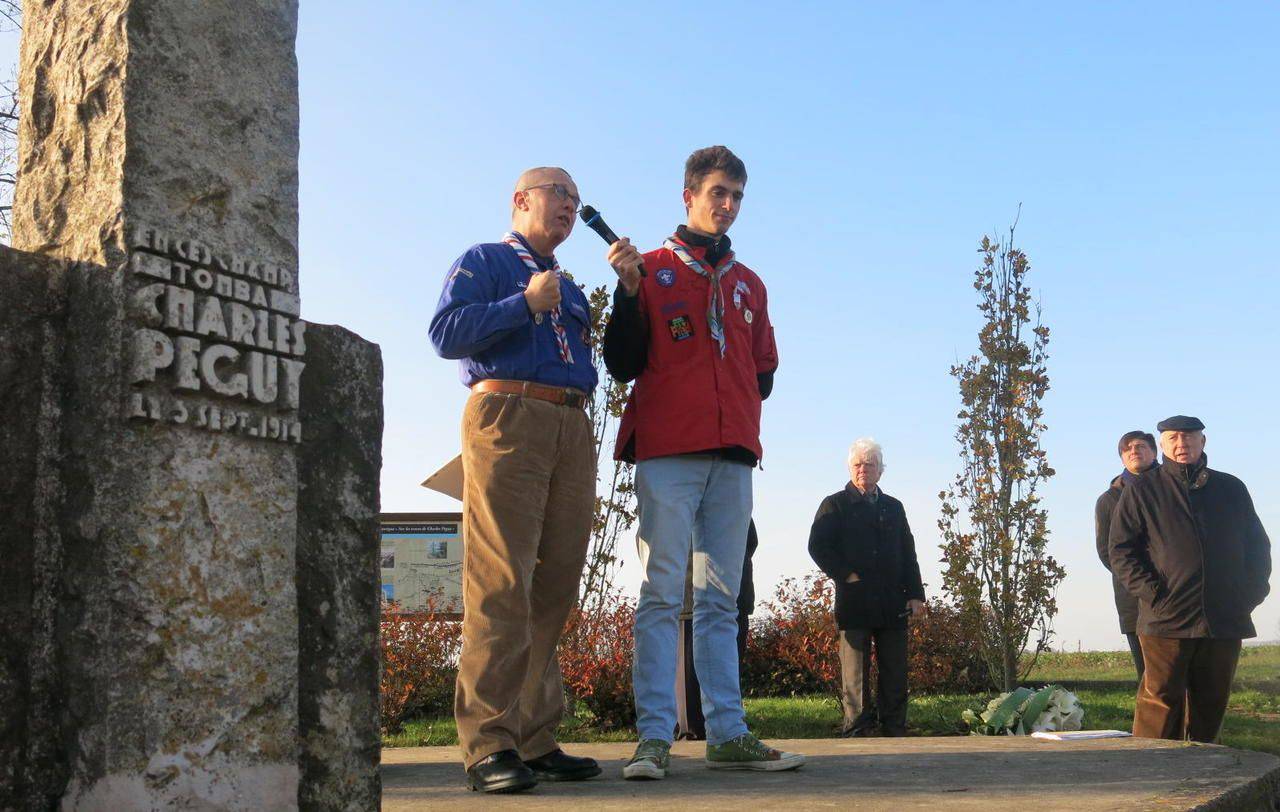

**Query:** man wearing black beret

left=1095, top=430, right=1159, bottom=680
left=1109, top=416, right=1272, bottom=742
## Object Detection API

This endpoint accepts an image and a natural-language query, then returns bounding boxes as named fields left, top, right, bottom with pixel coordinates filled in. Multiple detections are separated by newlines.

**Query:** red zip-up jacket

left=614, top=240, right=778, bottom=463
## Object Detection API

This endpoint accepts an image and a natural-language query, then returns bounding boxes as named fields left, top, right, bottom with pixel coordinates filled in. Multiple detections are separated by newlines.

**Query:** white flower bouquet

left=961, top=684, right=1084, bottom=736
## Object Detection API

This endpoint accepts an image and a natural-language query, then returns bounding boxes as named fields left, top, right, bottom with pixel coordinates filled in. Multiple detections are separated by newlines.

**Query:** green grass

left=1019, top=643, right=1280, bottom=756
left=385, top=645, right=1280, bottom=756
left=382, top=706, right=638, bottom=749
left=1026, top=643, right=1280, bottom=688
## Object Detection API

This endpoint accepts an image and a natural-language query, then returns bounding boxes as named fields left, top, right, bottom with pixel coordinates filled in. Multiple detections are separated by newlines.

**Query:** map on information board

left=379, top=513, right=463, bottom=614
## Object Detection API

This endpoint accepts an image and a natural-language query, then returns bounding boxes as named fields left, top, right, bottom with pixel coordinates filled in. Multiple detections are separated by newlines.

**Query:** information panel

left=379, top=512, right=462, bottom=615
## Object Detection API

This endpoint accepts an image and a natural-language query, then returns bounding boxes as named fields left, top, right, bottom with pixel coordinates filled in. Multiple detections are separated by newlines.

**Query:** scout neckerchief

left=663, top=236, right=737, bottom=357
left=503, top=232, right=573, bottom=364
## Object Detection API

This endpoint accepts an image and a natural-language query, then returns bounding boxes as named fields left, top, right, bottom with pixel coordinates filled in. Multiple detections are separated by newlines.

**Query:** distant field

left=385, top=645, right=1280, bottom=756
left=1029, top=644, right=1279, bottom=686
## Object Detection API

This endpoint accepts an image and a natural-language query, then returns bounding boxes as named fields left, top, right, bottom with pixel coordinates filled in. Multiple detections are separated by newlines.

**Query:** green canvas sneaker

left=706, top=733, right=806, bottom=771
left=622, top=739, right=671, bottom=780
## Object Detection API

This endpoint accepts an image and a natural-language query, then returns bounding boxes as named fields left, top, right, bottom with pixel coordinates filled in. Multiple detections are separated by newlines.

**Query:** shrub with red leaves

left=558, top=592, right=637, bottom=730
left=742, top=571, right=988, bottom=698
left=742, top=574, right=841, bottom=698
left=379, top=595, right=461, bottom=733
left=905, top=600, right=989, bottom=694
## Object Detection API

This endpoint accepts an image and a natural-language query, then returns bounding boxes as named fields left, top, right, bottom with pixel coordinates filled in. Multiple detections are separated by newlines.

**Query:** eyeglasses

left=520, top=182, right=581, bottom=209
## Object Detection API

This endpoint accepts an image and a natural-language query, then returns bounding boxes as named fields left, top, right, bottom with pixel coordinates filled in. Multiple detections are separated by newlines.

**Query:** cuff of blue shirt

left=503, top=290, right=533, bottom=325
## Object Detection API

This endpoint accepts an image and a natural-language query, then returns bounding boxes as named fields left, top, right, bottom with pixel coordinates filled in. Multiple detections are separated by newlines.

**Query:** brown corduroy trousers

left=453, top=391, right=595, bottom=768
left=1134, top=635, right=1241, bottom=743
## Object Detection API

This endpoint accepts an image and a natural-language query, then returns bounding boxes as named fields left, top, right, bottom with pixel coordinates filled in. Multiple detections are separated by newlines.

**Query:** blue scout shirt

left=430, top=233, right=598, bottom=392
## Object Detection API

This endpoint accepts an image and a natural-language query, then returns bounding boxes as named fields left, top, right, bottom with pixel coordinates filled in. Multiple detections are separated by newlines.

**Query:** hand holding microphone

left=579, top=205, right=645, bottom=295
left=606, top=238, right=644, bottom=296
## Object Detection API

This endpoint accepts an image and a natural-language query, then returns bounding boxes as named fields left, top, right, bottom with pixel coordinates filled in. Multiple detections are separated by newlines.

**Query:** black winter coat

left=1109, top=455, right=1272, bottom=639
left=807, top=484, right=925, bottom=630
left=1096, top=474, right=1141, bottom=633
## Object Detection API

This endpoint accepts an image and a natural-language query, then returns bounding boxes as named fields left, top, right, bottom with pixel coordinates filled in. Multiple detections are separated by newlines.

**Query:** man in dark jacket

left=808, top=438, right=926, bottom=736
left=1095, top=430, right=1159, bottom=679
left=1109, top=415, right=1272, bottom=742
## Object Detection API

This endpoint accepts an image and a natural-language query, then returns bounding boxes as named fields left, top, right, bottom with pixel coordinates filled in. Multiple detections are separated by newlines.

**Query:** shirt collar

left=509, top=230, right=556, bottom=270
left=674, top=225, right=732, bottom=267
left=845, top=482, right=879, bottom=503
left=1118, top=460, right=1159, bottom=485
left=1162, top=453, right=1210, bottom=489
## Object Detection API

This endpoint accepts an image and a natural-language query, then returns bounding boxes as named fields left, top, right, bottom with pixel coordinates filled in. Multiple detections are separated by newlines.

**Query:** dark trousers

left=1125, top=633, right=1145, bottom=681
left=839, top=627, right=909, bottom=735
left=1134, top=636, right=1241, bottom=743
left=675, top=610, right=749, bottom=740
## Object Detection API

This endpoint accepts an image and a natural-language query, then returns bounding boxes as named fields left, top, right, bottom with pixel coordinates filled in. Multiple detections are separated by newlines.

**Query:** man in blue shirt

left=430, top=167, right=604, bottom=793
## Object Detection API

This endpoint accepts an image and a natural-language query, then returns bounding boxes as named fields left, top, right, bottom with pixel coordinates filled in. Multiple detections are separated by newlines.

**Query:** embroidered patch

left=744, top=309, right=753, bottom=324
left=667, top=315, right=694, bottom=341
left=659, top=299, right=688, bottom=315
left=452, top=266, right=474, bottom=281
left=733, top=279, right=749, bottom=309
left=656, top=268, right=676, bottom=287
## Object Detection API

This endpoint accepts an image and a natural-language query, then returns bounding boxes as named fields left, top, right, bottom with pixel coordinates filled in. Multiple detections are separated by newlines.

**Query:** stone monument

left=0, top=1, right=383, bottom=809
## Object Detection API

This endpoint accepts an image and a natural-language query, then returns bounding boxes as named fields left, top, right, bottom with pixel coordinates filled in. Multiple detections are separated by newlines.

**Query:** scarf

left=663, top=236, right=736, bottom=357
left=503, top=232, right=573, bottom=364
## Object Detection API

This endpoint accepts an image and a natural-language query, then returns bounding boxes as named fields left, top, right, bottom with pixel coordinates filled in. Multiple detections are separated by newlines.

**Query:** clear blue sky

left=9, top=3, right=1277, bottom=650
left=290, top=2, right=1278, bottom=649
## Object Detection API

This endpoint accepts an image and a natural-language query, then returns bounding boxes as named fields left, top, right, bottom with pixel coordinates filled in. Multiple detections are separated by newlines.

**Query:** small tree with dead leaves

left=938, top=215, right=1065, bottom=692
left=579, top=284, right=636, bottom=613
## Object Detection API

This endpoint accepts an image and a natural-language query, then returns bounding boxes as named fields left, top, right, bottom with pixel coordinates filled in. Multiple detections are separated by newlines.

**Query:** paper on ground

left=1031, top=730, right=1133, bottom=741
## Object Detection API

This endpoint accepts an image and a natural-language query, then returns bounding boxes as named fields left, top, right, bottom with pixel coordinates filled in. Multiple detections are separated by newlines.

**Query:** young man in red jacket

left=603, top=146, right=802, bottom=778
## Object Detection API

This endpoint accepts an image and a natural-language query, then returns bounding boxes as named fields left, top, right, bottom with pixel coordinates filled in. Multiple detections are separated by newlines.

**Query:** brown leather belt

left=471, top=379, right=589, bottom=409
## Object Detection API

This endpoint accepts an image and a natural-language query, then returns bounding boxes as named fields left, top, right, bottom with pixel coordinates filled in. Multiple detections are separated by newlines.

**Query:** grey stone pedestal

left=0, top=2, right=383, bottom=809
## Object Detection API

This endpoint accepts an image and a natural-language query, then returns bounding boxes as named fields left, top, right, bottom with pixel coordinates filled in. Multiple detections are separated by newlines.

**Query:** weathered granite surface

left=298, top=323, right=384, bottom=811
left=0, top=246, right=69, bottom=810
left=3, top=1, right=384, bottom=807
left=12, top=2, right=305, bottom=807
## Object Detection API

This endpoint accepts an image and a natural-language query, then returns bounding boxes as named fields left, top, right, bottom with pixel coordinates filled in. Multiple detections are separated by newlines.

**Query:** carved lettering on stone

left=123, top=223, right=306, bottom=442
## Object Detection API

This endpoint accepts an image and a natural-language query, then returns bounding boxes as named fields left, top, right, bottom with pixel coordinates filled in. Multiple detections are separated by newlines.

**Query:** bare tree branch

left=0, top=1, right=18, bottom=242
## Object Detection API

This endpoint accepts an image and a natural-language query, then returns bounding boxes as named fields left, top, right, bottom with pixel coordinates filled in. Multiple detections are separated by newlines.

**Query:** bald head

left=515, top=166, right=573, bottom=193
left=511, top=166, right=579, bottom=256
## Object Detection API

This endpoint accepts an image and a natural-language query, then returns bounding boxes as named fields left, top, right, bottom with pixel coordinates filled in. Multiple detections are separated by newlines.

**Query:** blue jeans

left=632, top=455, right=752, bottom=745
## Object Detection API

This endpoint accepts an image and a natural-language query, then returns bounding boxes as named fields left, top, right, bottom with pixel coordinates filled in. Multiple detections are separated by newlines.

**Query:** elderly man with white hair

left=807, top=438, right=926, bottom=737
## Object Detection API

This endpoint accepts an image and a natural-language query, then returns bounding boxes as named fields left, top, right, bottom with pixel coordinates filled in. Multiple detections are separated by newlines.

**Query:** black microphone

left=579, top=205, right=646, bottom=277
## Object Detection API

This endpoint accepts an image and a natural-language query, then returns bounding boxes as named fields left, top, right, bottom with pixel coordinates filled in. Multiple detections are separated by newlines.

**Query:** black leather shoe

left=842, top=725, right=879, bottom=738
left=523, top=748, right=602, bottom=781
left=466, top=750, right=537, bottom=793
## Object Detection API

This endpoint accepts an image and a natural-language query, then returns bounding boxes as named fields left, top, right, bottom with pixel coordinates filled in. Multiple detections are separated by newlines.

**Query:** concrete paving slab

left=381, top=737, right=1280, bottom=811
